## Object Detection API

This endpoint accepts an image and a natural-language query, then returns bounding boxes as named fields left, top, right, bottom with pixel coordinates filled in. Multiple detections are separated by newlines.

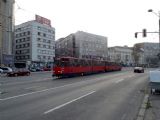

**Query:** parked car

left=134, top=67, right=144, bottom=73
left=43, top=67, right=52, bottom=71
left=0, top=68, right=3, bottom=74
left=29, top=67, right=37, bottom=72
left=36, top=67, right=44, bottom=71
left=7, top=68, right=30, bottom=77
left=0, top=67, right=12, bottom=73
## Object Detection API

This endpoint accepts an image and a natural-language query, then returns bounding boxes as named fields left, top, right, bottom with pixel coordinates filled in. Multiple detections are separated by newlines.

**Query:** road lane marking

left=115, top=79, right=125, bottom=83
left=25, top=86, right=40, bottom=89
left=0, top=72, right=133, bottom=101
left=44, top=91, right=96, bottom=114
left=0, top=81, right=90, bottom=101
left=128, top=75, right=135, bottom=78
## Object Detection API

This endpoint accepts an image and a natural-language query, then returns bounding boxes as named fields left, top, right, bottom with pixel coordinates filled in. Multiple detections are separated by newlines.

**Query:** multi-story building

left=56, top=31, right=108, bottom=60
left=14, top=15, right=55, bottom=68
left=133, top=42, right=159, bottom=66
left=108, top=46, right=134, bottom=66
left=0, top=0, right=15, bottom=66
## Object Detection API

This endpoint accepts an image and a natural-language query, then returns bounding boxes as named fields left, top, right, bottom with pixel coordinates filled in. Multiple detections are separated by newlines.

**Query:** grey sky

left=15, top=0, right=160, bottom=47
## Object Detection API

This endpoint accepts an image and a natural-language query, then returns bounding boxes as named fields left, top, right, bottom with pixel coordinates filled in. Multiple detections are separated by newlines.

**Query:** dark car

left=134, top=67, right=144, bottom=73
left=36, top=67, right=44, bottom=71
left=43, top=67, right=52, bottom=71
left=7, top=68, right=30, bottom=77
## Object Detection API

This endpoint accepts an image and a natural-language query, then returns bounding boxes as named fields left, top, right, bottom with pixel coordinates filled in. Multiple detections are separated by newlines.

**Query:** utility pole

left=148, top=9, right=160, bottom=59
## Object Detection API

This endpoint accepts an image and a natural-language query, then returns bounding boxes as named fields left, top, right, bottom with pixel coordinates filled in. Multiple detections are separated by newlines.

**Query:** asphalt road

left=0, top=68, right=150, bottom=120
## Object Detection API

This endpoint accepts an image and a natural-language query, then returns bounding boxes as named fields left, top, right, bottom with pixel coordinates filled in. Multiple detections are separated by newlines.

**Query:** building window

left=47, top=40, right=51, bottom=43
left=43, top=45, right=46, bottom=48
left=27, top=37, right=30, bottom=41
left=27, top=43, right=30, bottom=47
left=23, top=32, right=26, bottom=36
left=38, top=55, right=41, bottom=59
left=23, top=38, right=26, bottom=42
left=27, top=31, right=30, bottom=35
left=43, top=39, right=46, bottom=43
left=37, top=38, right=41, bottom=41
left=38, top=44, right=41, bottom=47
left=37, top=26, right=41, bottom=30
left=43, top=33, right=46, bottom=37
left=18, top=28, right=21, bottom=31
left=20, top=33, right=22, bottom=37
left=38, top=32, right=41, bottom=36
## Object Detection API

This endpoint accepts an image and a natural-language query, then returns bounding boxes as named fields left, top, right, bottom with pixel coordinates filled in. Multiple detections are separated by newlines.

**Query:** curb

left=136, top=94, right=149, bottom=120
left=31, top=71, right=52, bottom=74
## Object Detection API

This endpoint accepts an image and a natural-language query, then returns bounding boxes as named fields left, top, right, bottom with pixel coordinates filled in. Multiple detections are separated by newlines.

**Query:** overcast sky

left=15, top=0, right=160, bottom=47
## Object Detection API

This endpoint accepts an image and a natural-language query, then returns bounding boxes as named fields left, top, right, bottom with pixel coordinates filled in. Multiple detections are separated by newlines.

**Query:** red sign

left=35, top=15, right=51, bottom=26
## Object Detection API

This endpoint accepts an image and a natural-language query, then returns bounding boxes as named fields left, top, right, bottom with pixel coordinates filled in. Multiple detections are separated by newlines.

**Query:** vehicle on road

left=36, top=67, right=44, bottom=71
left=0, top=68, right=3, bottom=74
left=7, top=68, right=30, bottom=77
left=53, top=57, right=122, bottom=77
left=134, top=67, right=144, bottom=73
left=149, top=70, right=160, bottom=94
left=43, top=67, right=52, bottom=71
left=0, top=67, right=12, bottom=73
left=29, top=67, right=37, bottom=72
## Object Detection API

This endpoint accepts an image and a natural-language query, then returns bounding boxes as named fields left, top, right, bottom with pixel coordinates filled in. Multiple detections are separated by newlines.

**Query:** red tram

left=53, top=57, right=122, bottom=77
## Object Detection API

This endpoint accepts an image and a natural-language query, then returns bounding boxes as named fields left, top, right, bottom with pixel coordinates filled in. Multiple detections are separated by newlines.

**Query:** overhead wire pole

left=148, top=9, right=160, bottom=59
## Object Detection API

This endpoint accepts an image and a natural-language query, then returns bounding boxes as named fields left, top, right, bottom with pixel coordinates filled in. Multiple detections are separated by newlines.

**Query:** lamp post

left=148, top=9, right=160, bottom=59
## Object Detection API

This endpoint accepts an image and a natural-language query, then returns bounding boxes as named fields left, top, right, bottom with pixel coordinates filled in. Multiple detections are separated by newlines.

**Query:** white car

left=0, top=67, right=12, bottom=73
left=0, top=68, right=3, bottom=74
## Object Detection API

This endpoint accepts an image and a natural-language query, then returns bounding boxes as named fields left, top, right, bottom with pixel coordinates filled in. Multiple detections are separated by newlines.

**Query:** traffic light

left=143, top=29, right=147, bottom=37
left=135, top=32, right=138, bottom=38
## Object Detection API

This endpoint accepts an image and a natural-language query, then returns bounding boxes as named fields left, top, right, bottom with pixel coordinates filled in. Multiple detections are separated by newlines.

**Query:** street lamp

left=148, top=9, right=160, bottom=59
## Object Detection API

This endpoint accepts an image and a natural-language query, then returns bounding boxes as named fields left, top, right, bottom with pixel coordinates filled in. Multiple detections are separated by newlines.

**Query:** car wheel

left=14, top=74, right=18, bottom=77
left=27, top=72, right=30, bottom=76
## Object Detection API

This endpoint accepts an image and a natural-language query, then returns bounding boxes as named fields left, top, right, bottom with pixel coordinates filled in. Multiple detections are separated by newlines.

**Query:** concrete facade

left=56, top=31, right=108, bottom=60
left=0, top=0, right=15, bottom=66
left=14, top=20, right=55, bottom=67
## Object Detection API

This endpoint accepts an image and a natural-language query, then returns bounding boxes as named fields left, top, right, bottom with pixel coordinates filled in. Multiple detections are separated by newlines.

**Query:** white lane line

left=0, top=81, right=88, bottom=101
left=44, top=91, right=96, bottom=114
left=128, top=75, right=135, bottom=78
left=115, top=79, right=125, bottom=83
left=25, top=86, right=40, bottom=89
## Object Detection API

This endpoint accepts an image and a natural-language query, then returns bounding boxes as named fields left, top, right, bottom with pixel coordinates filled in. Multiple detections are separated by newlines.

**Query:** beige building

left=133, top=42, right=159, bottom=66
left=0, top=0, right=15, bottom=66
left=108, top=46, right=134, bottom=66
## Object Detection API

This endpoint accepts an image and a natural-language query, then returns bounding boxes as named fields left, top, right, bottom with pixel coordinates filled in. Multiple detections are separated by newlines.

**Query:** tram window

left=88, top=60, right=91, bottom=66
left=61, top=61, right=69, bottom=67
left=61, top=58, right=69, bottom=62
left=55, top=60, right=60, bottom=66
left=85, top=60, right=89, bottom=66
left=73, top=59, right=79, bottom=66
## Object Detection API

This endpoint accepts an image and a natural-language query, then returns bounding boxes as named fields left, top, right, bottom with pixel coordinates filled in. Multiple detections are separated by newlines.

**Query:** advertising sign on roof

left=35, top=15, right=51, bottom=26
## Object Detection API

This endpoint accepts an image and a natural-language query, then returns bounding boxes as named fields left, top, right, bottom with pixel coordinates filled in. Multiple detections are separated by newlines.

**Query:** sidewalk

left=144, top=93, right=160, bottom=120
